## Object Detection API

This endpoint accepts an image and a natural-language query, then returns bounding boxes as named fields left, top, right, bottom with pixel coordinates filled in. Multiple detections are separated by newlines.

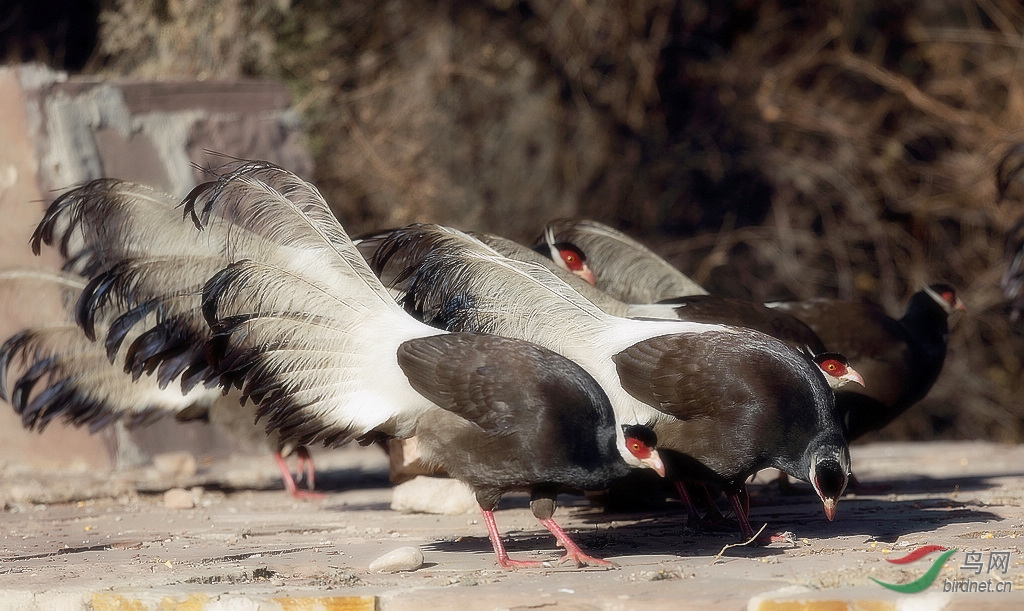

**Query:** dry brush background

left=4, top=0, right=1024, bottom=441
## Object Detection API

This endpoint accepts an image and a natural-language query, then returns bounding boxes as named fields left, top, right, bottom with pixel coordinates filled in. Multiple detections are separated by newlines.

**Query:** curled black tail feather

left=76, top=271, right=119, bottom=342
left=31, top=183, right=84, bottom=257
left=0, top=330, right=31, bottom=401
left=183, top=160, right=301, bottom=229
left=369, top=225, right=492, bottom=330
left=105, top=300, right=160, bottom=361
left=369, top=224, right=448, bottom=292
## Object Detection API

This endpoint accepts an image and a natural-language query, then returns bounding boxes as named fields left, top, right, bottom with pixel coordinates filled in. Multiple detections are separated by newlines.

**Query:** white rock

left=152, top=452, right=198, bottom=478
left=163, top=488, right=194, bottom=509
left=368, top=546, right=424, bottom=573
left=390, top=476, right=477, bottom=515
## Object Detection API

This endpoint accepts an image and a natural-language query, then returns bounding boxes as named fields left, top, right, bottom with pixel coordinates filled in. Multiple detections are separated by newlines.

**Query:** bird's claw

left=288, top=489, right=326, bottom=501
left=496, top=557, right=545, bottom=570
left=554, top=552, right=616, bottom=568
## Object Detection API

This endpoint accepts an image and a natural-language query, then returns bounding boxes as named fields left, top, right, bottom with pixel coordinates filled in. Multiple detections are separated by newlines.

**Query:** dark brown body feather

left=769, top=287, right=959, bottom=440
left=367, top=224, right=850, bottom=519
left=398, top=333, right=631, bottom=509
left=613, top=331, right=842, bottom=488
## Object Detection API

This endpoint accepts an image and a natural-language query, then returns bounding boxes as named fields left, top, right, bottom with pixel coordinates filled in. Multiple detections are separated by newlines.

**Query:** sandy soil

left=1, top=441, right=1024, bottom=609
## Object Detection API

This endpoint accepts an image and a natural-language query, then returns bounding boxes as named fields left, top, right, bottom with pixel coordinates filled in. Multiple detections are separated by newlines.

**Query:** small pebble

left=368, top=546, right=424, bottom=573
left=163, top=488, right=194, bottom=510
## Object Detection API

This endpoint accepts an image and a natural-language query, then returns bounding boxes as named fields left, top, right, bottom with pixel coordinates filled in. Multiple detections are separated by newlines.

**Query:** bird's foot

left=755, top=531, right=795, bottom=546
left=495, top=557, right=545, bottom=570
left=536, top=517, right=614, bottom=569
left=288, top=489, right=326, bottom=501
left=554, top=551, right=616, bottom=569
left=275, top=450, right=323, bottom=500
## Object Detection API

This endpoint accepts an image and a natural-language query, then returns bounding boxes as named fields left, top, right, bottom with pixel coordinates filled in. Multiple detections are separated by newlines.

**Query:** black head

left=806, top=435, right=851, bottom=521
left=922, top=284, right=967, bottom=316
left=901, top=284, right=965, bottom=347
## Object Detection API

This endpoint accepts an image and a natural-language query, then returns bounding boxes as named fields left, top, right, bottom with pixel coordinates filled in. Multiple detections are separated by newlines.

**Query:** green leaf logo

left=872, top=547, right=958, bottom=593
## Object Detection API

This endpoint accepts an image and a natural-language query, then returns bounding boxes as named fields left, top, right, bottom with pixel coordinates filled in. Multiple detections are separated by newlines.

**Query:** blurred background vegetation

left=3, top=0, right=1023, bottom=441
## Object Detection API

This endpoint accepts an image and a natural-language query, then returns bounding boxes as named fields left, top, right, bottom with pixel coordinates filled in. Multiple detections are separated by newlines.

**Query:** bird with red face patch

left=22, top=162, right=667, bottom=569
left=435, top=229, right=861, bottom=537
left=768, top=284, right=966, bottom=441
left=537, top=226, right=597, bottom=286
left=368, top=223, right=851, bottom=541
left=534, top=219, right=707, bottom=301
left=476, top=232, right=865, bottom=394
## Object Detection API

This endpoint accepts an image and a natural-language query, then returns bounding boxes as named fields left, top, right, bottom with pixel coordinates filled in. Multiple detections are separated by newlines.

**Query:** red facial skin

left=626, top=436, right=652, bottom=460
left=815, top=355, right=865, bottom=388
left=556, top=246, right=596, bottom=285
left=942, top=291, right=968, bottom=312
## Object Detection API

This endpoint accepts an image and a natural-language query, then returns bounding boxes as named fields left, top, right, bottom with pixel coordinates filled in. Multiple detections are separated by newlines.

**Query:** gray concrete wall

left=0, top=64, right=313, bottom=469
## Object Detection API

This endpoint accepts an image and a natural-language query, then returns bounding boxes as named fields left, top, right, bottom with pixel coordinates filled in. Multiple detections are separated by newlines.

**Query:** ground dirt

left=2, top=441, right=1024, bottom=609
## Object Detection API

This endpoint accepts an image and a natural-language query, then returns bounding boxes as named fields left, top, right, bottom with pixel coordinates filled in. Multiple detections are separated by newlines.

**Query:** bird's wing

left=660, top=295, right=827, bottom=354
left=612, top=332, right=754, bottom=421
left=367, top=223, right=732, bottom=428
left=397, top=333, right=534, bottom=433
left=0, top=269, right=219, bottom=432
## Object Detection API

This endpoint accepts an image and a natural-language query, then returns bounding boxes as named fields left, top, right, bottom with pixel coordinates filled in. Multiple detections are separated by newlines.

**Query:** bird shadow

left=746, top=472, right=1012, bottom=543
left=313, top=467, right=392, bottom=491
left=200, top=466, right=392, bottom=499
left=501, top=471, right=1012, bottom=558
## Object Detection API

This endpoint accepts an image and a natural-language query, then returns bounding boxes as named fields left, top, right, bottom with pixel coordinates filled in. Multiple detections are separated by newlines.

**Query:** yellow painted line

left=90, top=593, right=376, bottom=611
left=91, top=594, right=149, bottom=611
left=274, top=596, right=376, bottom=611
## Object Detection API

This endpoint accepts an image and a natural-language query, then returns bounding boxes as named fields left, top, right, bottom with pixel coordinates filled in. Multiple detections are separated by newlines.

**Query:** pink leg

left=698, top=483, right=727, bottom=520
left=673, top=480, right=702, bottom=522
left=296, top=446, right=316, bottom=490
left=537, top=518, right=614, bottom=568
left=480, top=508, right=543, bottom=569
left=728, top=487, right=788, bottom=544
left=728, top=490, right=756, bottom=541
left=274, top=451, right=325, bottom=500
